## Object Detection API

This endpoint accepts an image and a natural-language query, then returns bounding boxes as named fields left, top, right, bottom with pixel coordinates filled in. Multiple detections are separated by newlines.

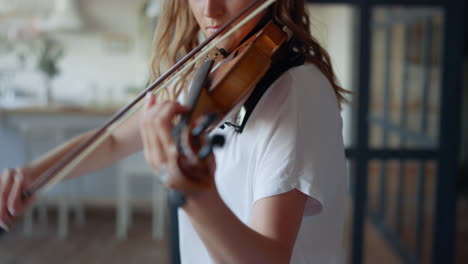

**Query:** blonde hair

left=149, top=0, right=350, bottom=106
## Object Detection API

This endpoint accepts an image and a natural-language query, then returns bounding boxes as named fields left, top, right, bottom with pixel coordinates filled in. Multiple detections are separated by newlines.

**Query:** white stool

left=116, top=153, right=166, bottom=240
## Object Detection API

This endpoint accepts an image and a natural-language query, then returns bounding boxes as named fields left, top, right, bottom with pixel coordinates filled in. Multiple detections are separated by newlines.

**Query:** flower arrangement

left=0, top=34, right=64, bottom=104
left=37, top=38, right=64, bottom=79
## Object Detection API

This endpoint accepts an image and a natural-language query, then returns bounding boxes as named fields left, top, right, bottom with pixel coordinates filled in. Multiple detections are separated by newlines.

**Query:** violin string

left=42, top=0, right=277, bottom=191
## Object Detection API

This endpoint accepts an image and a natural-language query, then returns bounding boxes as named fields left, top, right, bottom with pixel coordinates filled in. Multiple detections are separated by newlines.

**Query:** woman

left=0, top=0, right=348, bottom=263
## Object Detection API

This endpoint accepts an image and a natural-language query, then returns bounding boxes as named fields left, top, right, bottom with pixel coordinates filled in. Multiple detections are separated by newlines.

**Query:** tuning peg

left=198, top=134, right=225, bottom=159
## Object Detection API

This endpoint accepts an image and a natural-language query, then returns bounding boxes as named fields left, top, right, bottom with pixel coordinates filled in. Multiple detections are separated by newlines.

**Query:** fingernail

left=15, top=168, right=24, bottom=177
left=8, top=207, right=15, bottom=216
left=146, top=91, right=153, bottom=101
left=0, top=221, right=9, bottom=231
left=145, top=92, right=154, bottom=107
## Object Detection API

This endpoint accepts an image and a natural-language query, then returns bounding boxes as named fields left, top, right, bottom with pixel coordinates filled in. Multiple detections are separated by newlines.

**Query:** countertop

left=0, top=104, right=121, bottom=116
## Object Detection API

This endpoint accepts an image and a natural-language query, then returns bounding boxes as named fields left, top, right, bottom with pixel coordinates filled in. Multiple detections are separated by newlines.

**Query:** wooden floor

left=0, top=202, right=466, bottom=264
left=347, top=199, right=468, bottom=264
left=0, top=209, right=169, bottom=264
left=455, top=201, right=468, bottom=264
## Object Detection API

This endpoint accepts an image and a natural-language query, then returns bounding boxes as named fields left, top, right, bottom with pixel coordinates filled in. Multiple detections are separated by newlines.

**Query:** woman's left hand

left=139, top=93, right=217, bottom=197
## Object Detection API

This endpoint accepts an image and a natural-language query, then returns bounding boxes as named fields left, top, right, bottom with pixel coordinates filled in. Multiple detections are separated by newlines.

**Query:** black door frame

left=302, top=0, right=464, bottom=263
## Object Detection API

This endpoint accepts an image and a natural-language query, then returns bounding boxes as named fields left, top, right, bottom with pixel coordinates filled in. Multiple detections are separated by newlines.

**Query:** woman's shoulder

left=257, top=63, right=341, bottom=117
left=282, top=63, right=337, bottom=101
left=245, top=62, right=343, bottom=140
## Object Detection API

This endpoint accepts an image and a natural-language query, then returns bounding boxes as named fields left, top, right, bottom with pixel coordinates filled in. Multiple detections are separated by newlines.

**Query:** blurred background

left=0, top=0, right=465, bottom=263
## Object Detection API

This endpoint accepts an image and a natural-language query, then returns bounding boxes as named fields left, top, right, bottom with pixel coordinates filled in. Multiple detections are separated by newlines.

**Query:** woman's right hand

left=0, top=168, right=35, bottom=231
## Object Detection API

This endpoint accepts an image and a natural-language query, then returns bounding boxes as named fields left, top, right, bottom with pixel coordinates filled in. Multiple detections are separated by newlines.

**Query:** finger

left=157, top=101, right=189, bottom=124
left=0, top=219, right=9, bottom=231
left=141, top=100, right=188, bottom=172
left=165, top=177, right=210, bottom=194
left=140, top=104, right=167, bottom=168
left=141, top=124, right=166, bottom=169
left=165, top=156, right=214, bottom=194
left=143, top=102, right=183, bottom=162
left=179, top=153, right=213, bottom=183
left=157, top=124, right=177, bottom=160
left=7, top=171, right=22, bottom=217
left=145, top=91, right=157, bottom=110
left=155, top=102, right=189, bottom=154
left=145, top=101, right=188, bottom=130
left=0, top=169, right=15, bottom=226
left=7, top=169, right=30, bottom=218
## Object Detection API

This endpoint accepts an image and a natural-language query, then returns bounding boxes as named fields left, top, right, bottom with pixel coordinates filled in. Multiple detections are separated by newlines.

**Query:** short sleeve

left=250, top=64, right=347, bottom=215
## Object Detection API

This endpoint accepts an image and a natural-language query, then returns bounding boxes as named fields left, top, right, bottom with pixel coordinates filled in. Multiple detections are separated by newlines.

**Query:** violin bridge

left=195, top=47, right=224, bottom=68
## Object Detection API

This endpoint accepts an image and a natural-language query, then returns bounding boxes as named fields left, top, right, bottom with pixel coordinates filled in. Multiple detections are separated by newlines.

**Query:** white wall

left=308, top=4, right=356, bottom=147
left=50, top=0, right=149, bottom=105
left=54, top=2, right=356, bottom=136
left=0, top=0, right=153, bottom=202
left=0, top=0, right=150, bottom=106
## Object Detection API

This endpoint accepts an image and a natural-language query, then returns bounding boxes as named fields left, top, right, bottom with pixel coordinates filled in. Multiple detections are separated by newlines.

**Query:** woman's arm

left=24, top=108, right=144, bottom=181
left=1, top=107, right=145, bottom=228
left=139, top=97, right=308, bottom=263
left=183, top=188, right=307, bottom=264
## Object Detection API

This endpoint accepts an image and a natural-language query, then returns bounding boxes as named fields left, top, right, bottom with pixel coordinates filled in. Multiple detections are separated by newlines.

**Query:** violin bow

left=0, top=0, right=276, bottom=235
left=30, top=0, right=276, bottom=194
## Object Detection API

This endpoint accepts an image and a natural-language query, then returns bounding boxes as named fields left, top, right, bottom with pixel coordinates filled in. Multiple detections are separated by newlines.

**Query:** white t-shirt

left=178, top=63, right=347, bottom=264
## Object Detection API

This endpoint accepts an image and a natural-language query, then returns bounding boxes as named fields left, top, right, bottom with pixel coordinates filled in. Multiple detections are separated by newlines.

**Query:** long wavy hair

left=149, top=0, right=350, bottom=107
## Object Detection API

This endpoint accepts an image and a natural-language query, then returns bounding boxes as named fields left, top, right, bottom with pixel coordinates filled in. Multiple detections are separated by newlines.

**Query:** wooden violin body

left=170, top=21, right=287, bottom=205
left=187, top=21, right=287, bottom=130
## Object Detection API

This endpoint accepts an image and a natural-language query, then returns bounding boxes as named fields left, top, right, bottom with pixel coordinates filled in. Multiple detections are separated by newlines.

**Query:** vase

left=44, top=76, right=53, bottom=105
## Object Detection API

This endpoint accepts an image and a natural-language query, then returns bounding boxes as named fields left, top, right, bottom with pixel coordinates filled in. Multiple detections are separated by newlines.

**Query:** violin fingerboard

left=184, top=59, right=214, bottom=110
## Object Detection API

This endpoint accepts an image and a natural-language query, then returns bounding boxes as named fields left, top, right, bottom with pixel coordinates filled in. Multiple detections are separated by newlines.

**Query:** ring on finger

left=157, top=165, right=168, bottom=184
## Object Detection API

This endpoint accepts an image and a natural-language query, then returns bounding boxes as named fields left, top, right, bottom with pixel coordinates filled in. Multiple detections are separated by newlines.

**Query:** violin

left=169, top=20, right=287, bottom=205
left=0, top=0, right=284, bottom=234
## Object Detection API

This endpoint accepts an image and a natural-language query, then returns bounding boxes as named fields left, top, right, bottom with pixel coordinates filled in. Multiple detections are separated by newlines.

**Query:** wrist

left=21, top=165, right=40, bottom=183
left=183, top=187, right=220, bottom=212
